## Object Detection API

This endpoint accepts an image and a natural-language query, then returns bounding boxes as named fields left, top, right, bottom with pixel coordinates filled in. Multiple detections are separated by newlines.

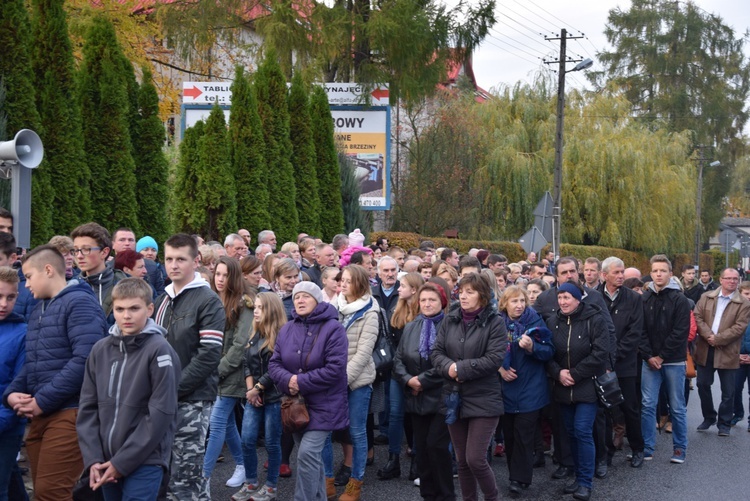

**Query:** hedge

left=370, top=231, right=716, bottom=275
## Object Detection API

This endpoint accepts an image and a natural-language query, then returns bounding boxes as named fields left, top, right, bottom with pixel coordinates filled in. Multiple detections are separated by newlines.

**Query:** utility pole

left=544, top=29, right=585, bottom=261
left=693, top=146, right=719, bottom=266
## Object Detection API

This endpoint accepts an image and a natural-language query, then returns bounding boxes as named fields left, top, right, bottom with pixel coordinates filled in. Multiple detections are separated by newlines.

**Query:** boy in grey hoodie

left=77, top=278, right=181, bottom=500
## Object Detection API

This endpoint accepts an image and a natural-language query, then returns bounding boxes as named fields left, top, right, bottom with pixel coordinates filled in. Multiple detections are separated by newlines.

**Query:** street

left=210, top=382, right=750, bottom=500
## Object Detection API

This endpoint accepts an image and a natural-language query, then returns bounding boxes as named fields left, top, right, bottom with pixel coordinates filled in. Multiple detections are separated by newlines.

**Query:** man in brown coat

left=694, top=268, right=750, bottom=436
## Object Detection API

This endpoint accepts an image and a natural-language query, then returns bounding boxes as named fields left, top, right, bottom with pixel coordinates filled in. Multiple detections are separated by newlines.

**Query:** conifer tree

left=0, top=81, right=10, bottom=208
left=195, top=104, right=237, bottom=240
left=229, top=66, right=270, bottom=235
left=288, top=73, right=321, bottom=236
left=78, top=15, right=140, bottom=232
left=31, top=0, right=91, bottom=233
left=254, top=50, right=298, bottom=243
left=0, top=0, right=54, bottom=244
left=310, top=85, right=344, bottom=241
left=133, top=66, right=169, bottom=243
left=171, top=120, right=204, bottom=233
left=339, top=153, right=368, bottom=233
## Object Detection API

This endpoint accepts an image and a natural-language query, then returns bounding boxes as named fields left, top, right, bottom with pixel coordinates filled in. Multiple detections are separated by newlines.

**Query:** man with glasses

left=71, top=223, right=117, bottom=324
left=694, top=268, right=750, bottom=436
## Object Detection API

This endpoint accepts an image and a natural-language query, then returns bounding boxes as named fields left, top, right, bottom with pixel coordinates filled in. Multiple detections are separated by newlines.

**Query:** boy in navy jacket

left=78, top=278, right=180, bottom=500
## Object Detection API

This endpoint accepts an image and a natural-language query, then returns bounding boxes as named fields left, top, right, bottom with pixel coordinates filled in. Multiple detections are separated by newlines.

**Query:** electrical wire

left=487, top=33, right=547, bottom=61
left=480, top=37, right=544, bottom=66
left=488, top=28, right=551, bottom=58
left=496, top=2, right=557, bottom=35
left=490, top=21, right=552, bottom=51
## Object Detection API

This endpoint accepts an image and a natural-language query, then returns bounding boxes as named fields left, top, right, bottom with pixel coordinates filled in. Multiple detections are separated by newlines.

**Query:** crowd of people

left=0, top=207, right=749, bottom=501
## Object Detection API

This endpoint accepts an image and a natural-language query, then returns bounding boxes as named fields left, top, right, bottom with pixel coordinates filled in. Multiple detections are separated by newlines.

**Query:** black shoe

left=509, top=480, right=522, bottom=495
left=376, top=454, right=400, bottom=480
left=408, top=457, right=418, bottom=481
left=334, top=464, right=351, bottom=486
left=718, top=427, right=730, bottom=437
left=533, top=451, right=546, bottom=468
left=373, top=434, right=389, bottom=446
left=630, top=451, right=644, bottom=468
left=563, top=480, right=580, bottom=494
left=366, top=455, right=375, bottom=466
left=552, top=466, right=574, bottom=480
left=573, top=485, right=592, bottom=501
left=595, top=460, right=608, bottom=479
left=697, top=419, right=716, bottom=431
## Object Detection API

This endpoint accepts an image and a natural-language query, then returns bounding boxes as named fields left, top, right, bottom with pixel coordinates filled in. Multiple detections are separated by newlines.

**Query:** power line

left=487, top=33, right=547, bottom=60
left=490, top=20, right=552, bottom=51
left=481, top=37, right=544, bottom=66
left=488, top=28, right=551, bottom=57
left=516, top=0, right=587, bottom=35
left=496, top=2, right=557, bottom=35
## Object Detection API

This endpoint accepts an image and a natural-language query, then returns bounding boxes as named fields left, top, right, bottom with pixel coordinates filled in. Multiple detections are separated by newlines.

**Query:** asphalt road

left=209, top=382, right=750, bottom=500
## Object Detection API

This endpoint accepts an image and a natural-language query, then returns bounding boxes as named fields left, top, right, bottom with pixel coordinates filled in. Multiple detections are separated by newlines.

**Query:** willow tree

left=229, top=66, right=269, bottom=235
left=591, top=0, right=750, bottom=247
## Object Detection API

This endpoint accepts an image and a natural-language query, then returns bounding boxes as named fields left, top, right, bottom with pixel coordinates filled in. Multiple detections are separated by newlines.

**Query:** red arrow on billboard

left=371, top=87, right=389, bottom=101
left=184, top=86, right=203, bottom=99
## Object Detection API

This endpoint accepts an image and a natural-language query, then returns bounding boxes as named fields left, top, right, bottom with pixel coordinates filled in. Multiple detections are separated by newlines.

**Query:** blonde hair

left=280, top=242, right=299, bottom=256
left=253, top=292, right=287, bottom=352
left=391, top=273, right=424, bottom=330
left=498, top=285, right=528, bottom=314
left=0, top=266, right=19, bottom=286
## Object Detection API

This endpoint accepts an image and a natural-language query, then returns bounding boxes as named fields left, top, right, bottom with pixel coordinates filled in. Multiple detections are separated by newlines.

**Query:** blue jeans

left=387, top=379, right=405, bottom=455
left=641, top=361, right=688, bottom=454
left=560, top=402, right=598, bottom=489
left=322, top=385, right=372, bottom=481
left=101, top=464, right=163, bottom=501
left=203, top=395, right=243, bottom=478
left=242, top=401, right=282, bottom=488
left=733, top=364, right=750, bottom=421
left=0, top=433, right=22, bottom=501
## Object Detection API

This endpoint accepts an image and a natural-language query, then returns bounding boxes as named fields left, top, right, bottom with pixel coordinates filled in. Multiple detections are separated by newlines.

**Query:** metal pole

left=552, top=29, right=567, bottom=261
left=694, top=150, right=704, bottom=266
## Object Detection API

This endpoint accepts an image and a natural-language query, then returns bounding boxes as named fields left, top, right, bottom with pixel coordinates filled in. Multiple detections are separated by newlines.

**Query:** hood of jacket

left=163, top=272, right=209, bottom=299
left=647, top=277, right=683, bottom=294
left=107, top=318, right=168, bottom=351
left=80, top=267, right=115, bottom=304
left=44, top=279, right=98, bottom=309
left=555, top=300, right=601, bottom=322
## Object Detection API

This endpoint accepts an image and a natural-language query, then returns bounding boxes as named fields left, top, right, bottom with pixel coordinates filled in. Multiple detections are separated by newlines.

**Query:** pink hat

left=348, top=228, right=365, bottom=248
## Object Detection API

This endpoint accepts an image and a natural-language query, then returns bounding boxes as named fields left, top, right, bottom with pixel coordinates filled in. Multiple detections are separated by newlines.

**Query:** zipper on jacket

left=107, top=341, right=128, bottom=457
left=108, top=361, right=119, bottom=398
left=567, top=316, right=573, bottom=402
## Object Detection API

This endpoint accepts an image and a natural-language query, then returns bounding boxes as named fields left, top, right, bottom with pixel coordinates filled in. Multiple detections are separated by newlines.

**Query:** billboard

left=331, top=108, right=390, bottom=210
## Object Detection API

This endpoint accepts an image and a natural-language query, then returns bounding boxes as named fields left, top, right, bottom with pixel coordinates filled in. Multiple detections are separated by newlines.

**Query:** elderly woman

left=268, top=282, right=349, bottom=501
left=545, top=282, right=608, bottom=501
left=431, top=273, right=507, bottom=501
left=393, top=282, right=454, bottom=500
left=498, top=286, right=554, bottom=495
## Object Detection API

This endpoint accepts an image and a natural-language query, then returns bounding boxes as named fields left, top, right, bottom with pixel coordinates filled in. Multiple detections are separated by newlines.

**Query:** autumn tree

left=0, top=0, right=54, bottom=244
left=133, top=66, right=169, bottom=243
left=591, top=0, right=750, bottom=249
left=195, top=104, right=237, bottom=240
left=255, top=50, right=298, bottom=243
left=230, top=65, right=270, bottom=236
left=310, top=85, right=344, bottom=241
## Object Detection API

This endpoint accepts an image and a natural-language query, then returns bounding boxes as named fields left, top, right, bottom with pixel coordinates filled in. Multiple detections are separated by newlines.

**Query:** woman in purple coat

left=269, top=282, right=349, bottom=501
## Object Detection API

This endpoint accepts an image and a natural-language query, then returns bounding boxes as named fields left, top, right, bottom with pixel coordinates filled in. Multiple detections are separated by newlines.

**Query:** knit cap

left=136, top=236, right=158, bottom=253
left=293, top=281, right=324, bottom=304
left=557, top=281, right=583, bottom=301
left=348, top=228, right=365, bottom=248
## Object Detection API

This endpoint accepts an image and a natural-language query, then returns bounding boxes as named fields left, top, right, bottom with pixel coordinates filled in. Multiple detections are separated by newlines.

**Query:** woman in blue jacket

left=498, top=286, right=554, bottom=495
left=733, top=282, right=750, bottom=430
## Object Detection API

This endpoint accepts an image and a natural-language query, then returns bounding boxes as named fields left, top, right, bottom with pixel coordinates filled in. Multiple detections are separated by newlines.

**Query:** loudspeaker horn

left=0, top=129, right=44, bottom=169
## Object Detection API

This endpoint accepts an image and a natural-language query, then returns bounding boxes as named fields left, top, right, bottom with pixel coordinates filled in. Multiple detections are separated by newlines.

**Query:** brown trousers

left=26, top=408, right=83, bottom=501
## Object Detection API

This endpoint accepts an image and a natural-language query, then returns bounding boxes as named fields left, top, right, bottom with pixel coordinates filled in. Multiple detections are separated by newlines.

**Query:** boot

left=326, top=477, right=337, bottom=500
left=658, top=416, right=669, bottom=431
left=408, top=456, right=418, bottom=481
left=339, top=478, right=363, bottom=501
left=376, top=453, right=400, bottom=480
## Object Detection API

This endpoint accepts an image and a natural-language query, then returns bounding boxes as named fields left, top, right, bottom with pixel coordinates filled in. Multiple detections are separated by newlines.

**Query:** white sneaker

left=226, top=465, right=246, bottom=487
left=250, top=485, right=277, bottom=501
left=413, top=478, right=420, bottom=486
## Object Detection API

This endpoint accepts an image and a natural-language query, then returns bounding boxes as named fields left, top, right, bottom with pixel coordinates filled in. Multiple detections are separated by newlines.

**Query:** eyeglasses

left=72, top=247, right=101, bottom=256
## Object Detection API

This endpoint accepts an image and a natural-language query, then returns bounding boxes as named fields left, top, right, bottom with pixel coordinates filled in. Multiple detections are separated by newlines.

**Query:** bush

left=369, top=232, right=526, bottom=261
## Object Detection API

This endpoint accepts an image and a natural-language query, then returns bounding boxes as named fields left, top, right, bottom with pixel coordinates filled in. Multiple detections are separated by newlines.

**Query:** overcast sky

left=467, top=0, right=750, bottom=93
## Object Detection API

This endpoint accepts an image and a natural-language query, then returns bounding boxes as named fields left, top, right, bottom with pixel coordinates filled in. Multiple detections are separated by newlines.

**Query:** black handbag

left=593, top=371, right=624, bottom=408
left=372, top=308, right=395, bottom=382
